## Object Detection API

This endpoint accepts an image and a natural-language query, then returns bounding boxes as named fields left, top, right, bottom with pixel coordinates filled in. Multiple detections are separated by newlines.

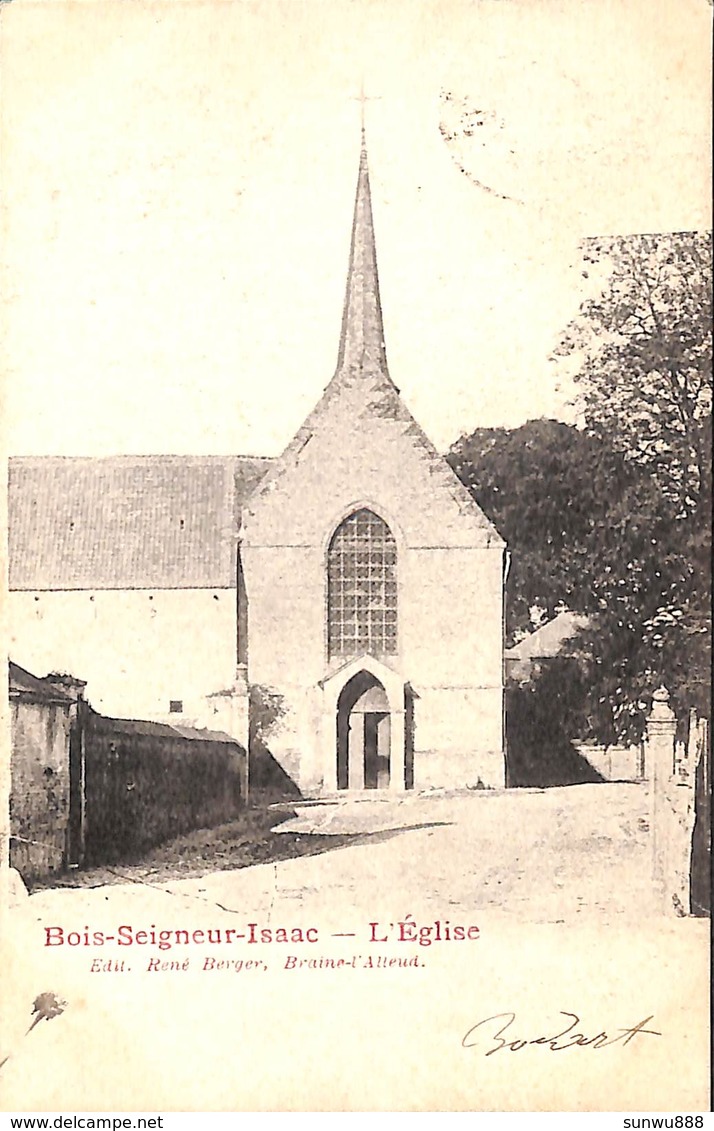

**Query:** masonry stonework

left=9, top=672, right=73, bottom=878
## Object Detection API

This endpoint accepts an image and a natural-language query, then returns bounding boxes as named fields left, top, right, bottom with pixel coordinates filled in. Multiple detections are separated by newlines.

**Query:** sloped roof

left=9, top=661, right=76, bottom=703
left=87, top=712, right=241, bottom=747
left=170, top=724, right=240, bottom=745
left=8, top=454, right=272, bottom=590
left=505, top=612, right=590, bottom=662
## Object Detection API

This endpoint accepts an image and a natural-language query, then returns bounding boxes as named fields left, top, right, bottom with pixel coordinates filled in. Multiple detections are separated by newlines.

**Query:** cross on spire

left=350, top=84, right=382, bottom=140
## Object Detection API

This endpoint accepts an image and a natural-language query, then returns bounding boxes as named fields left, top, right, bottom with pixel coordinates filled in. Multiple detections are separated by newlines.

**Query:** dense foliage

left=448, top=419, right=633, bottom=639
left=557, top=232, right=712, bottom=519
left=449, top=231, right=711, bottom=743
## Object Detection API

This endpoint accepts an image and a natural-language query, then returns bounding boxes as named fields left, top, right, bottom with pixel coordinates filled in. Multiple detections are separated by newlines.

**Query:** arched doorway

left=336, top=670, right=390, bottom=790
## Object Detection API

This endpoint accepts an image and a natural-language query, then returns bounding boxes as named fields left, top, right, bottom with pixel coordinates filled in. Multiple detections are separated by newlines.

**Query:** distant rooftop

left=506, top=611, right=590, bottom=662
left=9, top=661, right=77, bottom=704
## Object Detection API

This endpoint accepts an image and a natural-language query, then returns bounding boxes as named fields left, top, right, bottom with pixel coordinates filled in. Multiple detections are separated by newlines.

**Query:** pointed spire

left=334, top=132, right=390, bottom=379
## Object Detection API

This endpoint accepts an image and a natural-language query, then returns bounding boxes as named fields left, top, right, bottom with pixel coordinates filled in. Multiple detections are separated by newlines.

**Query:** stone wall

left=83, top=711, right=246, bottom=865
left=10, top=698, right=72, bottom=879
left=574, top=741, right=645, bottom=782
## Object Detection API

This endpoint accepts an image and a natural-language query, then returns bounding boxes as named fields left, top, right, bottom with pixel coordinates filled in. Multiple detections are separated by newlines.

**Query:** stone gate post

left=648, top=687, right=677, bottom=912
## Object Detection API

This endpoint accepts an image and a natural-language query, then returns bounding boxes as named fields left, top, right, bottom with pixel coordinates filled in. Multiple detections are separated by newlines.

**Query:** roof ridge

left=8, top=453, right=274, bottom=464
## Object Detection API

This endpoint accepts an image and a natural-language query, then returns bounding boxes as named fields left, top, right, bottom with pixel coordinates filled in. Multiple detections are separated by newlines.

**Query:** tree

left=555, top=231, right=712, bottom=519
left=447, top=418, right=635, bottom=641
left=449, top=414, right=710, bottom=742
left=450, top=233, right=711, bottom=743
left=570, top=466, right=710, bottom=741
left=554, top=231, right=711, bottom=736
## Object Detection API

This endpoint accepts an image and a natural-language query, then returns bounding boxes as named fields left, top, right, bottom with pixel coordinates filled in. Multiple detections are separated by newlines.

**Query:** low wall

left=84, top=711, right=246, bottom=865
left=575, top=742, right=645, bottom=782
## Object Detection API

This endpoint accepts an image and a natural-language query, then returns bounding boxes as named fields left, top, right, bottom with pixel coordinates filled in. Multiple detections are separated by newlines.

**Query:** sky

left=1, top=0, right=711, bottom=456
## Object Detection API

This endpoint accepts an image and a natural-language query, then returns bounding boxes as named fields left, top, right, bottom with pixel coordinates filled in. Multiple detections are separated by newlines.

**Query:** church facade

left=8, top=137, right=507, bottom=794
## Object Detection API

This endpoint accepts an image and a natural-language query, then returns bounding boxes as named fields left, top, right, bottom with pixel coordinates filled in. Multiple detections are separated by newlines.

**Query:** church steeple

left=243, top=124, right=504, bottom=553
left=334, top=130, right=390, bottom=379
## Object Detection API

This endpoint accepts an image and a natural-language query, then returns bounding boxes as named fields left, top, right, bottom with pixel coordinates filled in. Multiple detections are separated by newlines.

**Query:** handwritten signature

left=462, top=1011, right=661, bottom=1055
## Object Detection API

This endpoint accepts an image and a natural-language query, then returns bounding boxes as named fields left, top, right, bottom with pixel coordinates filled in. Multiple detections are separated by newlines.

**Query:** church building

left=8, top=135, right=507, bottom=794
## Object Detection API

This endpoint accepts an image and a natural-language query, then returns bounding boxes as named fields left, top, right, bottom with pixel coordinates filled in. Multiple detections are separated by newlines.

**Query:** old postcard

left=1, top=0, right=711, bottom=1114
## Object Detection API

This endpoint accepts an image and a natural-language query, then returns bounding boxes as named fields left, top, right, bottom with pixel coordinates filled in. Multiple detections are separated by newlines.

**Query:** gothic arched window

left=327, top=509, right=397, bottom=659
